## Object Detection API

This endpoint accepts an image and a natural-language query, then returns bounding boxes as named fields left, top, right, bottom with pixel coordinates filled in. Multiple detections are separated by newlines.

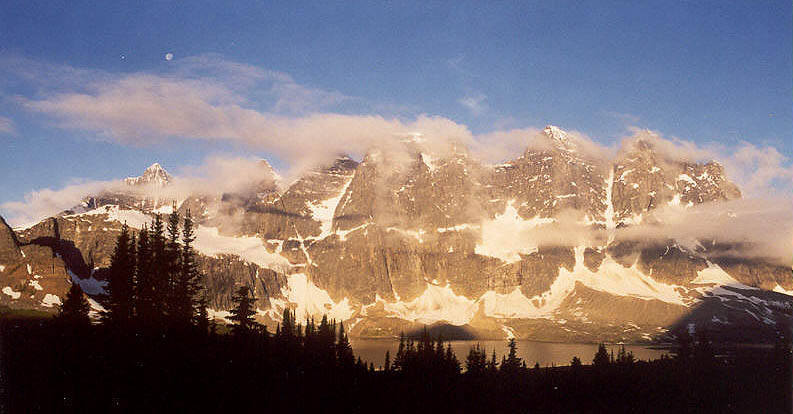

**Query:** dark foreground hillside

left=1, top=314, right=790, bottom=414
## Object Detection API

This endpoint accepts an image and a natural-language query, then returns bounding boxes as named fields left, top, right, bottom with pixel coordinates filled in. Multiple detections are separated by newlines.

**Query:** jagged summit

left=543, top=125, right=569, bottom=142
left=125, top=163, right=171, bottom=187
left=537, top=125, right=580, bottom=154
left=3, top=131, right=787, bottom=344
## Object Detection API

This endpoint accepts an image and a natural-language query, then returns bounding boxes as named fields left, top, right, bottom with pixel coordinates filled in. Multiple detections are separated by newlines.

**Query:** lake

left=350, top=339, right=670, bottom=369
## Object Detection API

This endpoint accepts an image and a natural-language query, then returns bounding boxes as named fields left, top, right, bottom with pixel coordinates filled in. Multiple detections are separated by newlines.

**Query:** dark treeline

left=1, top=212, right=791, bottom=413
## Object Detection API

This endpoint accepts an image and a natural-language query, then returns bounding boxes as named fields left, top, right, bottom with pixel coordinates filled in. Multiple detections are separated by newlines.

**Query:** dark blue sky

left=0, top=1, right=791, bottom=220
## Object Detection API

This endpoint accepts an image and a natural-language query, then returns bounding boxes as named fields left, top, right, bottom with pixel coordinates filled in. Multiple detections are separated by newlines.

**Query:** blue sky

left=0, top=1, right=791, bottom=223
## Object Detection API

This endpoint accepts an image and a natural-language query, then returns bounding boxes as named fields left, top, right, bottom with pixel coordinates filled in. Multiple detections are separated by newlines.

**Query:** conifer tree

left=174, top=210, right=202, bottom=326
left=58, top=282, right=91, bottom=327
left=105, top=224, right=135, bottom=327
left=182, top=211, right=203, bottom=322
left=570, top=356, right=582, bottom=370
left=465, top=344, right=487, bottom=376
left=228, top=286, right=258, bottom=336
left=616, top=344, right=635, bottom=366
left=445, top=343, right=461, bottom=375
left=135, top=226, right=156, bottom=325
left=394, top=332, right=406, bottom=371
left=196, top=296, right=209, bottom=335
left=384, top=350, right=391, bottom=372
left=674, top=329, right=693, bottom=363
left=336, top=321, right=354, bottom=368
left=593, top=343, right=611, bottom=367
left=486, top=349, right=498, bottom=374
left=165, top=207, right=181, bottom=323
left=500, top=338, right=522, bottom=374
left=279, top=307, right=295, bottom=339
left=317, top=315, right=336, bottom=367
left=150, top=214, right=167, bottom=320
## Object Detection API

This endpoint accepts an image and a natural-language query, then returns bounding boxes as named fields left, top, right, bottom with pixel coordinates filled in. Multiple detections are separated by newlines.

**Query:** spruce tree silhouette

left=180, top=210, right=203, bottom=325
left=165, top=206, right=181, bottom=326
left=228, top=285, right=258, bottom=337
left=135, top=225, right=156, bottom=328
left=465, top=344, right=487, bottom=376
left=336, top=321, right=354, bottom=368
left=58, top=282, right=90, bottom=327
left=500, top=338, right=522, bottom=375
left=104, top=223, right=135, bottom=328
left=570, top=356, right=582, bottom=370
left=593, top=343, right=611, bottom=368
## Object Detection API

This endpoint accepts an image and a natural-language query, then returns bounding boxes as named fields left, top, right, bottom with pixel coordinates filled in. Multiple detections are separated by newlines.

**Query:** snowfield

left=193, top=226, right=292, bottom=272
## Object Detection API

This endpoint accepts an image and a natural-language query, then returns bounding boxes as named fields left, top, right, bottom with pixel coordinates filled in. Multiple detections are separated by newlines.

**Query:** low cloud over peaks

left=1, top=54, right=791, bottom=264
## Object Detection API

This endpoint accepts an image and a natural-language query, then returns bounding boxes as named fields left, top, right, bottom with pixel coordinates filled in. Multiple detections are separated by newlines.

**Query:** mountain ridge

left=1, top=126, right=790, bottom=343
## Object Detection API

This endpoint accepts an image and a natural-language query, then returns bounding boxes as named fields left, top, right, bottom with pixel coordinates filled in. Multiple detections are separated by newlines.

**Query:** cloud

left=0, top=116, right=15, bottom=134
left=0, top=180, right=123, bottom=228
left=458, top=94, right=488, bottom=116
left=0, top=155, right=282, bottom=227
left=3, top=55, right=792, bottom=266
left=618, top=127, right=793, bottom=197
left=614, top=198, right=793, bottom=266
left=725, top=143, right=793, bottom=197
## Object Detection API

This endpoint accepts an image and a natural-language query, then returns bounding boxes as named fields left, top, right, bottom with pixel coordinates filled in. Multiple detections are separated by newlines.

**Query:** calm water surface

left=350, top=339, right=669, bottom=368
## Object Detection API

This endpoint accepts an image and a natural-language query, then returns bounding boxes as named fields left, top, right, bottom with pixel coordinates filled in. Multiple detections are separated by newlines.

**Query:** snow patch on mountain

left=41, top=294, right=61, bottom=307
left=68, top=268, right=108, bottom=295
left=208, top=309, right=232, bottom=324
left=480, top=288, right=537, bottom=318
left=280, top=273, right=354, bottom=322
left=2, top=286, right=21, bottom=299
left=420, top=153, right=440, bottom=172
left=476, top=248, right=688, bottom=320
left=475, top=201, right=554, bottom=263
left=604, top=169, right=616, bottom=242
left=193, top=226, right=291, bottom=271
left=66, top=205, right=152, bottom=229
left=691, top=262, right=744, bottom=286
left=376, top=284, right=478, bottom=326
left=306, top=176, right=354, bottom=239
left=561, top=247, right=687, bottom=306
left=437, top=223, right=479, bottom=233
left=337, top=223, right=370, bottom=241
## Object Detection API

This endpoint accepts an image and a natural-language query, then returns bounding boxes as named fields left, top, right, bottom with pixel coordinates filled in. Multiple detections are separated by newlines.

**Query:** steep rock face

left=0, top=216, right=22, bottom=265
left=17, top=215, right=120, bottom=277
left=335, top=147, right=490, bottom=231
left=637, top=244, right=708, bottom=285
left=490, top=126, right=608, bottom=222
left=219, top=157, right=358, bottom=245
left=611, top=138, right=741, bottom=225
left=4, top=126, right=790, bottom=343
left=199, top=254, right=287, bottom=310
left=0, top=216, right=71, bottom=310
left=715, top=258, right=793, bottom=291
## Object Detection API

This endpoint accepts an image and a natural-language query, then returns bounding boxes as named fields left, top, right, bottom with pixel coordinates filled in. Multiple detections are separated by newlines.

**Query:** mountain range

left=1, top=125, right=790, bottom=343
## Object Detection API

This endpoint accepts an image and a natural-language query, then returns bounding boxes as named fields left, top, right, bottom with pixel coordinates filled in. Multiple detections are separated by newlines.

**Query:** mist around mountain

left=0, top=125, right=791, bottom=344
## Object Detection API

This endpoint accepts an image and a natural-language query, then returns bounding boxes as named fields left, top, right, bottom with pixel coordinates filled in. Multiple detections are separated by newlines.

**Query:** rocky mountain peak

left=534, top=125, right=582, bottom=156
left=125, top=163, right=171, bottom=187
left=0, top=215, right=22, bottom=265
left=543, top=125, right=569, bottom=142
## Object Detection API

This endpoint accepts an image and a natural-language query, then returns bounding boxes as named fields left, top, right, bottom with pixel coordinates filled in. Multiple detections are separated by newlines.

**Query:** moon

left=165, top=53, right=173, bottom=61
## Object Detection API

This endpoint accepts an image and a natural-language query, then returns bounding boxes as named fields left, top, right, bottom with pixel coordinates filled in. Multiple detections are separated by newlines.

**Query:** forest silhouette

left=1, top=211, right=790, bottom=413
